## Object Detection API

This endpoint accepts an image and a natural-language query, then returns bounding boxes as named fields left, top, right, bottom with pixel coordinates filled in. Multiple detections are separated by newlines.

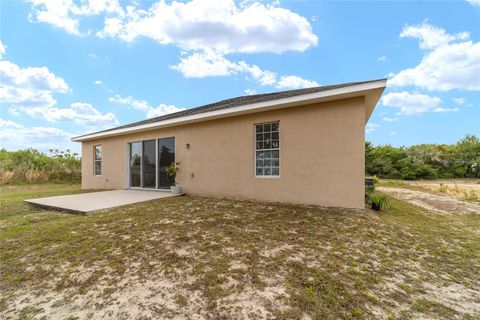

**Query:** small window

left=255, top=122, right=279, bottom=177
left=94, top=145, right=102, bottom=176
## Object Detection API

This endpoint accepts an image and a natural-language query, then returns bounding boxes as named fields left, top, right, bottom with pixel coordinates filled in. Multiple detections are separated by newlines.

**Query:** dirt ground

left=377, top=187, right=480, bottom=214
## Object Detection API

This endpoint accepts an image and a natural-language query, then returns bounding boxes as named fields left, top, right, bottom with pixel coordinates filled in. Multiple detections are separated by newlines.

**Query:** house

left=72, top=79, right=387, bottom=209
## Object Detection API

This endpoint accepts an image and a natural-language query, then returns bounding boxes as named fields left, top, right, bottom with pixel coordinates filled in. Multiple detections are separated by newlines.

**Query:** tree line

left=366, top=134, right=480, bottom=180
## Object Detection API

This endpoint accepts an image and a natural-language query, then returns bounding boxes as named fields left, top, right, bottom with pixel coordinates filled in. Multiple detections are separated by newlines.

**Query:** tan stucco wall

left=81, top=97, right=366, bottom=208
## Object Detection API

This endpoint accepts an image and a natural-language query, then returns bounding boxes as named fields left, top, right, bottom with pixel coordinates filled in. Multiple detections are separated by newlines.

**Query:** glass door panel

left=142, top=140, right=156, bottom=188
left=158, top=137, right=175, bottom=189
left=129, top=142, right=141, bottom=187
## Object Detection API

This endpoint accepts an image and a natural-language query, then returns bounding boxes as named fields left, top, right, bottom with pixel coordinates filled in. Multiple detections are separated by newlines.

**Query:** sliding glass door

left=128, top=137, right=175, bottom=189
left=158, top=137, right=175, bottom=189
left=129, top=142, right=141, bottom=187
left=142, top=140, right=156, bottom=188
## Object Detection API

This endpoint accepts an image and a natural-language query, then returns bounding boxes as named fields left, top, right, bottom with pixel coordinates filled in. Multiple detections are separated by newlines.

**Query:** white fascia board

left=72, top=80, right=387, bottom=142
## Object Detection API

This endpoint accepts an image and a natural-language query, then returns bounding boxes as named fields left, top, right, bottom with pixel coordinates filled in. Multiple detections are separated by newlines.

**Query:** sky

left=0, top=0, right=479, bottom=154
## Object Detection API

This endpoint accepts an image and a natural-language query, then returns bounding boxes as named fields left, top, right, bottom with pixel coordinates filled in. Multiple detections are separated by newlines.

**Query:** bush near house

left=0, top=149, right=81, bottom=185
left=366, top=134, right=480, bottom=180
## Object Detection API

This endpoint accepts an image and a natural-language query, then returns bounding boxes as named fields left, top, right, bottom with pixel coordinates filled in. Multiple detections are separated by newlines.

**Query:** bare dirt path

left=377, top=187, right=480, bottom=214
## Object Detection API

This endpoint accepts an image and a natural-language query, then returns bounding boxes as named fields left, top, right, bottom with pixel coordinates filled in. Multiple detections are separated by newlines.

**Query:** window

left=255, top=122, right=279, bottom=177
left=94, top=145, right=102, bottom=176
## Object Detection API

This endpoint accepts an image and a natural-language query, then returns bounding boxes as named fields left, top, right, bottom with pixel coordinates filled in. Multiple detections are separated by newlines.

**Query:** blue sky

left=1, top=0, right=479, bottom=154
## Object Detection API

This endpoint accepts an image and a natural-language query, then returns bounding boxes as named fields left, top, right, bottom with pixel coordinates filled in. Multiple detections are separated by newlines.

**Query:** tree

left=453, top=135, right=480, bottom=178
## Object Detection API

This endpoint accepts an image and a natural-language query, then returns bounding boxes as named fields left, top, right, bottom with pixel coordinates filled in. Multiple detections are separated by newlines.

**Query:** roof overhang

left=72, top=79, right=387, bottom=142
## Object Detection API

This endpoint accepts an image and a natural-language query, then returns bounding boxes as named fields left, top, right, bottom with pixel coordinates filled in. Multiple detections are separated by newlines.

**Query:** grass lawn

left=1, top=185, right=479, bottom=319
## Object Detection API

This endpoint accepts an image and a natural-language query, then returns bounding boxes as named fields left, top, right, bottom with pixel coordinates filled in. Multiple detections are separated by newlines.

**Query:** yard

left=1, top=184, right=479, bottom=319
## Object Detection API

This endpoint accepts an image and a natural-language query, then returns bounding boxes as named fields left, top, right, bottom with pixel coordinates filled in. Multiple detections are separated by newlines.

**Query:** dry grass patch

left=1, top=185, right=479, bottom=319
left=377, top=187, right=480, bottom=215
left=380, top=179, right=480, bottom=203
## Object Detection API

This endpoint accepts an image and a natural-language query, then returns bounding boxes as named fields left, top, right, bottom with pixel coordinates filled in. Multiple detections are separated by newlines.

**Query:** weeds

left=437, top=183, right=449, bottom=193
left=0, top=149, right=81, bottom=185
left=463, top=190, right=479, bottom=202
left=0, top=170, right=14, bottom=184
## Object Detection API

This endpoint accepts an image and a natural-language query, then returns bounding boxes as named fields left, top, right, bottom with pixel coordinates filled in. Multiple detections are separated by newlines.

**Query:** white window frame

left=254, top=121, right=280, bottom=178
left=93, top=145, right=102, bottom=176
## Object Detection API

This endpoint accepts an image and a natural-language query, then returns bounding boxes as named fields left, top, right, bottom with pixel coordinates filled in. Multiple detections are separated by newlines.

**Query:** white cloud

left=383, top=117, right=399, bottom=122
left=97, top=17, right=123, bottom=38
left=0, top=118, right=78, bottom=153
left=109, top=95, right=151, bottom=112
left=25, top=0, right=318, bottom=91
left=29, top=0, right=317, bottom=55
left=452, top=97, right=466, bottom=105
left=0, top=60, right=69, bottom=109
left=382, top=91, right=458, bottom=115
left=467, top=0, right=480, bottom=6
left=389, top=131, right=397, bottom=136
left=0, top=60, right=69, bottom=92
left=109, top=94, right=184, bottom=119
left=366, top=123, right=379, bottom=134
left=171, top=50, right=238, bottom=78
left=94, top=80, right=102, bottom=85
left=433, top=107, right=459, bottom=113
left=97, top=0, right=317, bottom=54
left=1, top=58, right=117, bottom=130
left=2, top=86, right=57, bottom=109
left=243, top=62, right=277, bottom=86
left=0, top=41, right=6, bottom=58
left=171, top=50, right=317, bottom=89
left=275, top=75, right=318, bottom=89
left=400, top=22, right=469, bottom=50
left=13, top=102, right=119, bottom=129
left=31, top=4, right=80, bottom=35
left=27, top=1, right=319, bottom=90
left=377, top=56, right=387, bottom=62
left=390, top=23, right=480, bottom=91
left=171, top=50, right=277, bottom=86
left=244, top=89, right=257, bottom=95
left=28, top=0, right=124, bottom=35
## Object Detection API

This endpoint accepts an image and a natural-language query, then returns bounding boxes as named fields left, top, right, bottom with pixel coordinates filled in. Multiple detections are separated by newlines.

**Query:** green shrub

left=368, top=193, right=391, bottom=211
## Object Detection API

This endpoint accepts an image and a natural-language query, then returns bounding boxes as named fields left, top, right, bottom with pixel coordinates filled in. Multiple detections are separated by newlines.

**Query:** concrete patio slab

left=24, top=189, right=178, bottom=214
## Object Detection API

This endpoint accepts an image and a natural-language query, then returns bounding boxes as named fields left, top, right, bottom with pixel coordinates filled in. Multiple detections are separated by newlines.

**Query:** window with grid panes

left=255, top=122, right=279, bottom=176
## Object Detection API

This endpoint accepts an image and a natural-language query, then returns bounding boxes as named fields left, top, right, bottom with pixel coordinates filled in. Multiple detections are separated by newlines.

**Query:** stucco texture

left=81, top=97, right=366, bottom=208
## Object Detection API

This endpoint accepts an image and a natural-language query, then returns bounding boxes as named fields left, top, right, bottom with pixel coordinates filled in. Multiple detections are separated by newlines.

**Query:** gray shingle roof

left=80, top=79, right=386, bottom=137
